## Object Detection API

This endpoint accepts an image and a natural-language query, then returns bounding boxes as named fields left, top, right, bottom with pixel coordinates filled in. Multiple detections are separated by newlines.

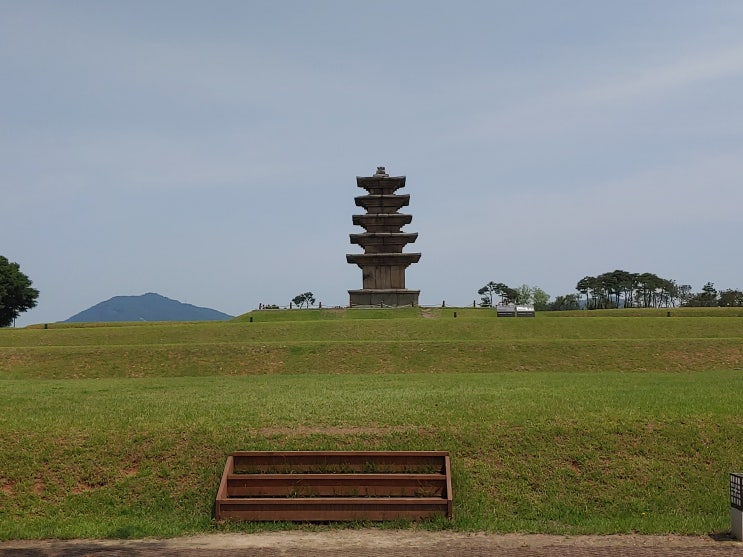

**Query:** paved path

left=1, top=531, right=742, bottom=557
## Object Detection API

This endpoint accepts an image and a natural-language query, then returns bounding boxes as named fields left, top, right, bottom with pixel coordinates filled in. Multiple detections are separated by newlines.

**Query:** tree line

left=479, top=270, right=743, bottom=311
left=5, top=254, right=743, bottom=328
left=477, top=281, right=550, bottom=309
left=574, top=270, right=743, bottom=309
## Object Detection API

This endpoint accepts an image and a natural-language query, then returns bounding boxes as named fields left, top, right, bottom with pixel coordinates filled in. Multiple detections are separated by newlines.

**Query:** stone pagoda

left=347, top=166, right=421, bottom=307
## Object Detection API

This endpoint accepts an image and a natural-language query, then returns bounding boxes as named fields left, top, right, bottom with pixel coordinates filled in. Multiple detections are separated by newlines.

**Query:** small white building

left=496, top=304, right=535, bottom=317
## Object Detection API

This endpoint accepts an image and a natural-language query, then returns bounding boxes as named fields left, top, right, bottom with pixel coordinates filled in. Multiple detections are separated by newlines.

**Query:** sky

left=3, top=1, right=742, bottom=325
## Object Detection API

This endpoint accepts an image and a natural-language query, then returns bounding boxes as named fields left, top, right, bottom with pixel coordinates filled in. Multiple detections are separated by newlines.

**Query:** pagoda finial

left=375, top=166, right=389, bottom=177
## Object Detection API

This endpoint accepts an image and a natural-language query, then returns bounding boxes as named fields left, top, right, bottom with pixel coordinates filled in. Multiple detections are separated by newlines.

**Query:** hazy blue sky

left=3, top=1, right=742, bottom=325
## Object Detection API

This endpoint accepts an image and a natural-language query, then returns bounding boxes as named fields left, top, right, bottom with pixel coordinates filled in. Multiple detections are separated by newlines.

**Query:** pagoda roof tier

left=356, top=175, right=406, bottom=196
left=354, top=194, right=410, bottom=213
left=346, top=253, right=421, bottom=267
left=352, top=213, right=412, bottom=233
left=350, top=232, right=418, bottom=254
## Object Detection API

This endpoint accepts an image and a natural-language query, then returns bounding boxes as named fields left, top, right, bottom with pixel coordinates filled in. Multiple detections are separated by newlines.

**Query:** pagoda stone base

left=348, top=289, right=420, bottom=308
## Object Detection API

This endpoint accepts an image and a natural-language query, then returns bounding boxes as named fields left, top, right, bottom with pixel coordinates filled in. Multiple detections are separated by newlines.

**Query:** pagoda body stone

left=347, top=167, right=421, bottom=307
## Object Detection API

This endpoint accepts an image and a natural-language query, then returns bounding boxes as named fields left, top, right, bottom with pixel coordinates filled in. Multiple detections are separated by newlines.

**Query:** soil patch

left=1, top=531, right=740, bottom=557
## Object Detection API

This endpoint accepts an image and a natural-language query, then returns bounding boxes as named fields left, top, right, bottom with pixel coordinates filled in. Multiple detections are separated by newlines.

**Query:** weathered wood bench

left=215, top=450, right=452, bottom=521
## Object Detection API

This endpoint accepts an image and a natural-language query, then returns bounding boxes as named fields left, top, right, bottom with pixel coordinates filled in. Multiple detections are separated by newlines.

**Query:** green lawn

left=1, top=307, right=742, bottom=538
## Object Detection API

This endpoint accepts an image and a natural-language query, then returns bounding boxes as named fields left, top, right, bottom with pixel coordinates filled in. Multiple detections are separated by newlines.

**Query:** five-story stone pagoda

left=347, top=166, right=421, bottom=307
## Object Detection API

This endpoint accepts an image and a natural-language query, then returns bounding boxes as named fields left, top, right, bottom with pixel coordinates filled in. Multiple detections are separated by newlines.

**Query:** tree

left=701, top=282, right=718, bottom=305
left=578, top=270, right=684, bottom=309
left=658, top=278, right=679, bottom=308
left=719, top=289, right=743, bottom=307
left=599, top=269, right=635, bottom=308
left=477, top=281, right=498, bottom=307
left=596, top=271, right=619, bottom=308
left=635, top=272, right=663, bottom=308
left=617, top=270, right=639, bottom=308
left=514, top=284, right=533, bottom=305
left=548, top=294, right=580, bottom=311
left=684, top=282, right=718, bottom=307
left=584, top=275, right=604, bottom=309
left=0, top=256, right=40, bottom=327
left=510, top=284, right=550, bottom=309
left=497, top=284, right=518, bottom=305
left=291, top=292, right=316, bottom=309
left=682, top=282, right=719, bottom=307
left=532, top=287, right=551, bottom=311
left=576, top=276, right=592, bottom=308
left=477, top=281, right=517, bottom=307
left=676, top=284, right=694, bottom=306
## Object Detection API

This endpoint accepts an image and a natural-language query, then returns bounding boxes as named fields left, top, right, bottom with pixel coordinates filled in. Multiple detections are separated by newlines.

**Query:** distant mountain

left=65, top=293, right=233, bottom=323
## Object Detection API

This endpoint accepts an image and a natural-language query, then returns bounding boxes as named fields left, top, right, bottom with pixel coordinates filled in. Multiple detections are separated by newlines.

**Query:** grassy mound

left=1, top=307, right=742, bottom=538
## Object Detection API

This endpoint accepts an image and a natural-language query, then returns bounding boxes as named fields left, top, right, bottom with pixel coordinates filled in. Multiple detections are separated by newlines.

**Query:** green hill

left=1, top=307, right=742, bottom=538
left=64, top=292, right=232, bottom=323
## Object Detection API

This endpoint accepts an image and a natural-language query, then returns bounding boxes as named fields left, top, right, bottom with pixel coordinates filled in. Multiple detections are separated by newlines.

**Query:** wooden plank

left=444, top=453, right=453, bottom=519
left=215, top=454, right=233, bottom=503
left=225, top=473, right=446, bottom=497
left=217, top=497, right=449, bottom=522
left=231, top=451, right=447, bottom=474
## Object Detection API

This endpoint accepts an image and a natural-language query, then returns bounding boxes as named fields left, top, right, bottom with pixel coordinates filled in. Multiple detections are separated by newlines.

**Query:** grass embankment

left=1, top=307, right=742, bottom=539
left=3, top=310, right=742, bottom=378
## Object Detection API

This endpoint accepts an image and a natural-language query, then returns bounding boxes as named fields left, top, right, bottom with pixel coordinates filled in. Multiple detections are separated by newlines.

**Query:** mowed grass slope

left=2, top=308, right=742, bottom=378
left=1, top=307, right=742, bottom=539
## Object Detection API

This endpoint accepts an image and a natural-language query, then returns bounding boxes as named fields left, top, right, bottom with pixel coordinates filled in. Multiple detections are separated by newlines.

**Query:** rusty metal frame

left=215, top=451, right=452, bottom=522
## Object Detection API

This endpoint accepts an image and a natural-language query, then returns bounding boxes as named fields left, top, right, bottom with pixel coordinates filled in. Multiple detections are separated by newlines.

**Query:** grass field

left=1, top=307, right=742, bottom=539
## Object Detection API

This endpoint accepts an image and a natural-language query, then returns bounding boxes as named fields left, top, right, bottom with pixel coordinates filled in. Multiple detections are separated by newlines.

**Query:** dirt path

left=1, top=531, right=741, bottom=557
